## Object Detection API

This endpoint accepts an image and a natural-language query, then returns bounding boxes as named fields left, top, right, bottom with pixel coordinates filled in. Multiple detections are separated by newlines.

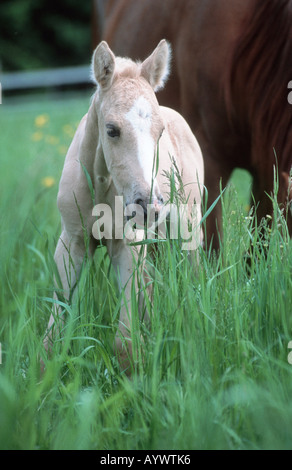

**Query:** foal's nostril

left=131, top=196, right=164, bottom=225
left=134, top=198, right=145, bottom=208
left=134, top=198, right=148, bottom=216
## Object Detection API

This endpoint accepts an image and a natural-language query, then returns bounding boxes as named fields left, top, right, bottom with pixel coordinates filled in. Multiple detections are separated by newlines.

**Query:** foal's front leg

left=108, top=239, right=146, bottom=374
left=43, top=229, right=87, bottom=356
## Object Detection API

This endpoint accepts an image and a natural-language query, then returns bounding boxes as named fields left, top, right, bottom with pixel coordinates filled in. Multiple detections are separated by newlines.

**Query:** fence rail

left=0, top=65, right=91, bottom=91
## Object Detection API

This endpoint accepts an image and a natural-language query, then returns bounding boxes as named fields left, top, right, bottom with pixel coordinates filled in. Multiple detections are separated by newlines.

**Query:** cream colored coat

left=44, top=40, right=204, bottom=373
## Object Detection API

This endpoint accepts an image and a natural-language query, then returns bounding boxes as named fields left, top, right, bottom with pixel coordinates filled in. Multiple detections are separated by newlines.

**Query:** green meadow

left=0, top=92, right=292, bottom=450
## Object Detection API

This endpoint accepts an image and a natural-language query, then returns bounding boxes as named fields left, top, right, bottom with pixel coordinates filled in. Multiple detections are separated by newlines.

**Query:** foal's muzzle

left=125, top=195, right=164, bottom=226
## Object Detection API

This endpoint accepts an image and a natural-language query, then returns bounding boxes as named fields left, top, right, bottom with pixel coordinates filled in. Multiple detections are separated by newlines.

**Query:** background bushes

left=0, top=0, right=91, bottom=71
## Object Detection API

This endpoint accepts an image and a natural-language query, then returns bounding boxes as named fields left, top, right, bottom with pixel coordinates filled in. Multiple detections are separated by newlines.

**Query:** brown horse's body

left=93, top=0, right=292, bottom=248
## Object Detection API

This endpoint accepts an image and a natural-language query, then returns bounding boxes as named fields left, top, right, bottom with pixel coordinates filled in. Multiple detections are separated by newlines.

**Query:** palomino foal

left=44, top=40, right=204, bottom=373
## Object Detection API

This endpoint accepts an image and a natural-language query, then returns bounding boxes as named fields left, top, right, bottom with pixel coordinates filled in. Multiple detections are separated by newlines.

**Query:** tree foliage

left=0, top=0, right=91, bottom=71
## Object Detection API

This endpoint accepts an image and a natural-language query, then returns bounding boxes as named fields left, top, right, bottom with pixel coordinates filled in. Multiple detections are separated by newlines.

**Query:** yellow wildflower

left=62, top=124, right=75, bottom=138
left=34, top=114, right=49, bottom=127
left=45, top=135, right=59, bottom=145
left=41, top=177, right=55, bottom=188
left=31, top=131, right=43, bottom=142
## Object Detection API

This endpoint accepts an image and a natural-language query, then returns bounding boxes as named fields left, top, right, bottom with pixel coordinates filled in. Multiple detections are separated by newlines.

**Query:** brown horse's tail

left=227, top=0, right=292, bottom=177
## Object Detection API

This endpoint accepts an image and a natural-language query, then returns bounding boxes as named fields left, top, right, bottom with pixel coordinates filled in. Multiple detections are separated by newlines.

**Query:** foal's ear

left=92, top=41, right=115, bottom=90
left=141, top=39, right=171, bottom=92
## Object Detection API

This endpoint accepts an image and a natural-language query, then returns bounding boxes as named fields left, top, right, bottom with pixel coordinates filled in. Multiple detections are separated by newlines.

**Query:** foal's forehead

left=126, top=95, right=152, bottom=119
left=102, top=78, right=159, bottom=117
left=125, top=95, right=153, bottom=133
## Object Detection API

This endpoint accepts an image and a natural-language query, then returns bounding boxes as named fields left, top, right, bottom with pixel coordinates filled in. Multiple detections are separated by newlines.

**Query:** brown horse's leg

left=252, top=171, right=292, bottom=234
left=251, top=171, right=275, bottom=228
left=200, top=150, right=230, bottom=251
left=279, top=171, right=292, bottom=235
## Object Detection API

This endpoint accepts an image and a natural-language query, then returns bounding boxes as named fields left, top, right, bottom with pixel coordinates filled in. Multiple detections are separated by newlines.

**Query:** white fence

left=0, top=65, right=91, bottom=94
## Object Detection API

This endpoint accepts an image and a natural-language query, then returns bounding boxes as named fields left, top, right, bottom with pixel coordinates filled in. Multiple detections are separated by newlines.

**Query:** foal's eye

left=106, top=124, right=120, bottom=138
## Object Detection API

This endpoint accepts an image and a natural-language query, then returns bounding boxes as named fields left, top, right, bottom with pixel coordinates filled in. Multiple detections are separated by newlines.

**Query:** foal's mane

left=114, top=57, right=142, bottom=80
left=229, top=0, right=292, bottom=171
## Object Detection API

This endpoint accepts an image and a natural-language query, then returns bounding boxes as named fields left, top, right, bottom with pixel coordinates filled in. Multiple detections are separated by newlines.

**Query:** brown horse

left=92, top=0, right=292, bottom=249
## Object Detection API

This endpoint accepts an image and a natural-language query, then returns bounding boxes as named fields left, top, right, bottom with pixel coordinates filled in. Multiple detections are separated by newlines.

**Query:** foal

left=44, top=40, right=204, bottom=373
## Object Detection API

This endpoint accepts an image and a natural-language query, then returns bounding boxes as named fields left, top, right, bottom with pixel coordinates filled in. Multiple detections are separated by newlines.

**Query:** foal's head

left=91, top=40, right=171, bottom=219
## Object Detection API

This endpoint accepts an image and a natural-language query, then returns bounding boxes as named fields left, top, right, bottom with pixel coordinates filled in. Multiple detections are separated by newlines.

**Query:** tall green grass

left=0, top=94, right=292, bottom=450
